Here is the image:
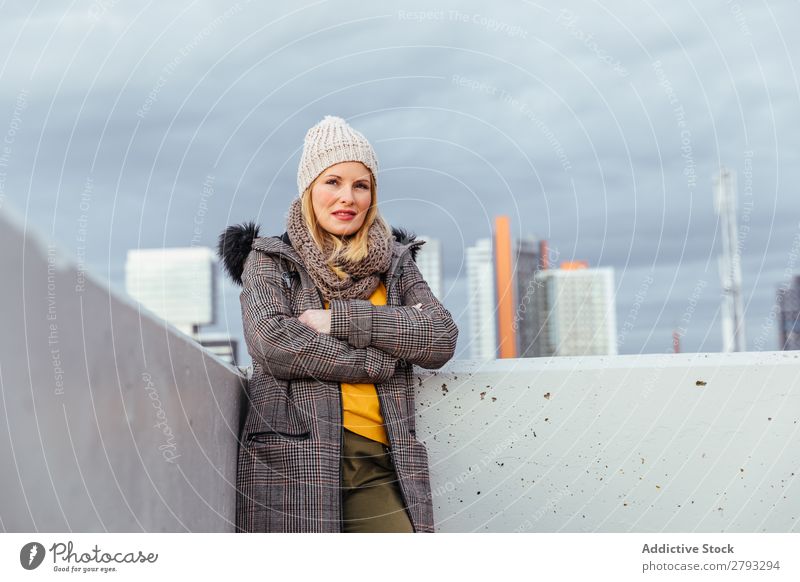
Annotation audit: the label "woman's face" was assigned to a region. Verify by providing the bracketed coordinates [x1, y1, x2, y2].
[310, 161, 373, 237]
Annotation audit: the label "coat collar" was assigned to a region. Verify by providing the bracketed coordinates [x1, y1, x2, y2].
[218, 221, 424, 287]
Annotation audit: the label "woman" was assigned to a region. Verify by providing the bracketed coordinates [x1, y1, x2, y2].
[218, 115, 459, 533]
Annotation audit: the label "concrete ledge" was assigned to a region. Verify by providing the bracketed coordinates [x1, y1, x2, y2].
[0, 209, 245, 532]
[416, 352, 800, 532]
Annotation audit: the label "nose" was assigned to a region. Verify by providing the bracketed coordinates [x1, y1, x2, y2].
[336, 185, 356, 204]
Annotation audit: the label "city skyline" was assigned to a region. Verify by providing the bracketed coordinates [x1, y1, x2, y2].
[112, 197, 799, 368]
[1, 1, 798, 360]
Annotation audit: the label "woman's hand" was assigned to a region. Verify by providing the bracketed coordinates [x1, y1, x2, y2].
[299, 309, 332, 334]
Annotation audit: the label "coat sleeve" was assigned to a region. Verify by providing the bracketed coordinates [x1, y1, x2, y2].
[240, 249, 399, 382]
[328, 251, 459, 369]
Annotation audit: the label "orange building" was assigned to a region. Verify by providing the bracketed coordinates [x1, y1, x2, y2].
[560, 260, 588, 270]
[494, 216, 517, 359]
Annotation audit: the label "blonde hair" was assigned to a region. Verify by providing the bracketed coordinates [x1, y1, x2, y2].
[300, 171, 392, 279]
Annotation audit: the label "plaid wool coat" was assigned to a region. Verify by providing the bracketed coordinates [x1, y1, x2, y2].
[218, 223, 459, 532]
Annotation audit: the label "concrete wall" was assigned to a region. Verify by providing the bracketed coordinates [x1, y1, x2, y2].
[418, 353, 800, 532]
[2, 208, 798, 532]
[0, 209, 246, 532]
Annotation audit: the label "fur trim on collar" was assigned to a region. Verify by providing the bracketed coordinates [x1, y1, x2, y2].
[217, 222, 423, 286]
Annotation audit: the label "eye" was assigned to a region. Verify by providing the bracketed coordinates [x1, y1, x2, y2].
[356, 182, 370, 189]
[325, 178, 338, 185]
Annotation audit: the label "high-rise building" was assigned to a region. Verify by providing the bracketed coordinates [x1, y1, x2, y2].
[494, 216, 517, 358]
[514, 237, 542, 357]
[466, 238, 497, 360]
[468, 218, 551, 360]
[778, 275, 800, 350]
[415, 235, 444, 300]
[126, 247, 239, 366]
[125, 247, 217, 336]
[533, 264, 618, 357]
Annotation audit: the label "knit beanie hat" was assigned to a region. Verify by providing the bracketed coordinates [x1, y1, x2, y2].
[296, 115, 379, 197]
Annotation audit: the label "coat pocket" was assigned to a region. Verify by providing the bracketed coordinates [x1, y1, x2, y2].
[247, 429, 311, 443]
[243, 372, 312, 440]
[239, 431, 318, 531]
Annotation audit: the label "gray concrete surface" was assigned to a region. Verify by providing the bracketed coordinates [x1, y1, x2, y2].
[0, 208, 245, 532]
[418, 353, 800, 532]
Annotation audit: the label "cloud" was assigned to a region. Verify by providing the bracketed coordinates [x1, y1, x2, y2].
[1, 0, 798, 360]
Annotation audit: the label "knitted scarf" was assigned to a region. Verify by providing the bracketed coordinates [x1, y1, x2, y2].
[285, 197, 393, 302]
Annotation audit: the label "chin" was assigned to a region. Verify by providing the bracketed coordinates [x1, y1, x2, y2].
[325, 221, 364, 237]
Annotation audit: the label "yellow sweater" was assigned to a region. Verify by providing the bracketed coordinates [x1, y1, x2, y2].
[323, 283, 390, 447]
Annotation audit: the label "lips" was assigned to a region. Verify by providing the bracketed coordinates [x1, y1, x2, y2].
[332, 210, 356, 220]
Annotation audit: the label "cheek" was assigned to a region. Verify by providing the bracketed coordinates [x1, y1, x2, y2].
[357, 192, 372, 212]
[311, 189, 335, 214]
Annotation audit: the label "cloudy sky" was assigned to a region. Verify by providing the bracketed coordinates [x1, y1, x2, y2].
[1, 0, 799, 362]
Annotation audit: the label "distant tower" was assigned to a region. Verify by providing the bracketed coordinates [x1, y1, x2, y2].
[514, 237, 542, 357]
[713, 167, 746, 352]
[466, 238, 497, 360]
[415, 235, 443, 300]
[125, 247, 217, 336]
[778, 275, 800, 350]
[494, 216, 517, 358]
[125, 246, 239, 365]
[533, 264, 618, 357]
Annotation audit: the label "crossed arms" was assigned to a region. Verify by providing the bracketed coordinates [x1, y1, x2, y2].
[240, 250, 459, 382]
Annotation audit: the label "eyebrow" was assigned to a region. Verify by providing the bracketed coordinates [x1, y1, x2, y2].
[324, 174, 371, 182]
